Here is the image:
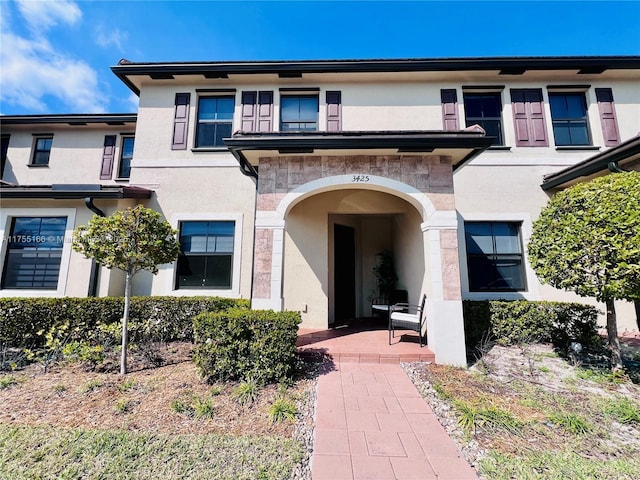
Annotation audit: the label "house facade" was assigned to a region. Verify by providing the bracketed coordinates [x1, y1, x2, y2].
[2, 56, 639, 366]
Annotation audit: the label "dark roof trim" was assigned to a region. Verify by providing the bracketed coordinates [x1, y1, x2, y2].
[0, 184, 153, 199]
[224, 130, 494, 178]
[0, 114, 137, 126]
[542, 135, 640, 190]
[112, 56, 640, 95]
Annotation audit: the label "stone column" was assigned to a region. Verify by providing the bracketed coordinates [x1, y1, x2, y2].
[421, 211, 467, 366]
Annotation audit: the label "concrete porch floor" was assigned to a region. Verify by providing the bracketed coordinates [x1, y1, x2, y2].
[297, 320, 436, 364]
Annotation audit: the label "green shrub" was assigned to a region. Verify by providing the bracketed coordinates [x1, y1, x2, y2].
[0, 296, 249, 350]
[268, 398, 298, 423]
[463, 300, 599, 351]
[232, 376, 260, 406]
[193, 308, 300, 384]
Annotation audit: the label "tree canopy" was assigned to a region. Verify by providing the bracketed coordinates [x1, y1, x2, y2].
[528, 171, 640, 368]
[528, 172, 640, 303]
[73, 205, 180, 276]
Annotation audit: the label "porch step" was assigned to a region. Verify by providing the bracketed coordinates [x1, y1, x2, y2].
[297, 326, 435, 364]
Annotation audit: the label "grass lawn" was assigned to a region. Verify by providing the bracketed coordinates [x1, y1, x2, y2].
[0, 342, 311, 480]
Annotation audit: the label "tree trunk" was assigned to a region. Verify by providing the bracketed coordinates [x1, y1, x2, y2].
[635, 301, 640, 332]
[605, 298, 623, 370]
[120, 272, 132, 375]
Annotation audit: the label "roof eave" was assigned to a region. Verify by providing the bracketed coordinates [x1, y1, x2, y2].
[542, 135, 640, 190]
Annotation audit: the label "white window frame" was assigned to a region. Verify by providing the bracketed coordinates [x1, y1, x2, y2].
[457, 212, 540, 300]
[0, 208, 76, 297]
[168, 212, 243, 297]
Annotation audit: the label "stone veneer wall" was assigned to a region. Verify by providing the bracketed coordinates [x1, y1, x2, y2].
[252, 154, 462, 303]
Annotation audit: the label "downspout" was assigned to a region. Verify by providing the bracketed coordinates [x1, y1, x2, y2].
[607, 162, 630, 173]
[85, 197, 105, 297]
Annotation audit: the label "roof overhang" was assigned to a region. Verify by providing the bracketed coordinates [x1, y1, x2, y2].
[542, 135, 640, 190]
[224, 130, 494, 178]
[111, 56, 640, 96]
[0, 184, 153, 199]
[0, 114, 137, 127]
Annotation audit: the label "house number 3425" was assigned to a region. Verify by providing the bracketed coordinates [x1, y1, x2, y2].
[352, 175, 370, 183]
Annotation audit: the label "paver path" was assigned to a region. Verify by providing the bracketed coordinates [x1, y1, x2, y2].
[311, 362, 478, 480]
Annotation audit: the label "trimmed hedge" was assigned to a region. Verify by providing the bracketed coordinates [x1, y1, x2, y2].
[463, 300, 600, 351]
[193, 307, 301, 384]
[0, 296, 249, 348]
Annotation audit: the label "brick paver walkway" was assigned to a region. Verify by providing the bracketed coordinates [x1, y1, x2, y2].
[311, 362, 478, 480]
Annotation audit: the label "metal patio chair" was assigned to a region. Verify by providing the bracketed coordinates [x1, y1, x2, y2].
[389, 293, 427, 347]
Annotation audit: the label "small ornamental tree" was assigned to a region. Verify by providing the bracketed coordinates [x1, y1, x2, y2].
[72, 205, 180, 374]
[528, 171, 640, 369]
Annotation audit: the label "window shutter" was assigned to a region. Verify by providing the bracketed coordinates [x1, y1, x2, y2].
[440, 89, 459, 131]
[595, 88, 620, 146]
[100, 135, 116, 179]
[326, 91, 342, 131]
[257, 91, 273, 132]
[241, 91, 257, 132]
[172, 93, 190, 150]
[510, 89, 548, 146]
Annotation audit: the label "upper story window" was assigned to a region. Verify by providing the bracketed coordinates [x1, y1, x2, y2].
[176, 220, 235, 289]
[118, 136, 134, 179]
[1, 216, 67, 289]
[464, 221, 526, 292]
[31, 136, 53, 166]
[463, 93, 503, 145]
[195, 96, 235, 148]
[280, 95, 319, 131]
[549, 92, 591, 146]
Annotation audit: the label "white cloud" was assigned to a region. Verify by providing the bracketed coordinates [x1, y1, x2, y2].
[94, 25, 128, 52]
[15, 0, 81, 32]
[125, 93, 139, 112]
[0, 31, 105, 112]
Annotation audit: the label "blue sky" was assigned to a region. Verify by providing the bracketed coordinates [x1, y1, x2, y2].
[1, 0, 639, 115]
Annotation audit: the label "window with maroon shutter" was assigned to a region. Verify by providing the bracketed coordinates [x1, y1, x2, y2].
[510, 89, 548, 147]
[172, 93, 190, 150]
[595, 88, 621, 146]
[440, 89, 459, 131]
[326, 91, 342, 131]
[100, 135, 116, 179]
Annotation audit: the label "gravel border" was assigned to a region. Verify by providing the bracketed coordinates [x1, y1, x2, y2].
[402, 362, 487, 472]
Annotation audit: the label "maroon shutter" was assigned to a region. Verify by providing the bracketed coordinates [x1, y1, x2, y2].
[241, 91, 257, 132]
[595, 88, 621, 146]
[100, 135, 116, 179]
[511, 89, 548, 146]
[172, 93, 190, 150]
[257, 91, 273, 132]
[440, 89, 459, 131]
[326, 91, 342, 131]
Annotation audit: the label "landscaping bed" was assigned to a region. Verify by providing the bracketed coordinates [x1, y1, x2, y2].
[0, 342, 316, 480]
[405, 339, 640, 480]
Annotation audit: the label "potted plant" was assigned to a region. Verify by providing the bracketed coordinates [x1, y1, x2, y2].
[373, 249, 397, 303]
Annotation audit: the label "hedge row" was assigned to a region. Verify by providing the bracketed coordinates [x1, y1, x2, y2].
[0, 296, 249, 348]
[193, 307, 301, 384]
[463, 300, 600, 351]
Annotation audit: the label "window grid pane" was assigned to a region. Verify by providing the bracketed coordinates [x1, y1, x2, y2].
[549, 93, 591, 146]
[280, 95, 319, 132]
[465, 221, 526, 292]
[2, 216, 67, 289]
[176, 221, 235, 289]
[196, 96, 235, 147]
[32, 137, 53, 165]
[463, 93, 503, 145]
[118, 137, 134, 178]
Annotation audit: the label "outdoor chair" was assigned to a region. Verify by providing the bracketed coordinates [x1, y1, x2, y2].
[389, 293, 427, 347]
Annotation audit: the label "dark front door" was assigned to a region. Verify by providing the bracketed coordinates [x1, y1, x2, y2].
[334, 224, 356, 325]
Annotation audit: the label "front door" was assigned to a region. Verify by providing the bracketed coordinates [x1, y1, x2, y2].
[333, 224, 356, 325]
